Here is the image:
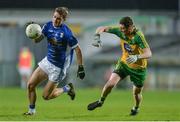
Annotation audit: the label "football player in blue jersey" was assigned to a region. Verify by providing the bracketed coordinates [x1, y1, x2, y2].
[24, 7, 85, 115]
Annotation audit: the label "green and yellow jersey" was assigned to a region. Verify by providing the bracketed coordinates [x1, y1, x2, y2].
[106, 27, 149, 69]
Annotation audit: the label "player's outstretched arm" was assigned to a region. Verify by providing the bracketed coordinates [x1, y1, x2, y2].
[95, 26, 110, 34]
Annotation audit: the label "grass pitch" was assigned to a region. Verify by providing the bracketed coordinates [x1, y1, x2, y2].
[0, 88, 179, 121]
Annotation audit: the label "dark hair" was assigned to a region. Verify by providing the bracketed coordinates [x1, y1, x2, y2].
[55, 7, 69, 20]
[119, 16, 133, 28]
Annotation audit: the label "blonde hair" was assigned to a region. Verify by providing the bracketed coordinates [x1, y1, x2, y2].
[55, 7, 69, 20]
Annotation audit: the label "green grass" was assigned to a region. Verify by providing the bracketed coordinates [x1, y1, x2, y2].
[0, 88, 180, 121]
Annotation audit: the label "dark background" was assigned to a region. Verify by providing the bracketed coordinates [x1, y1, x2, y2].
[0, 0, 178, 11]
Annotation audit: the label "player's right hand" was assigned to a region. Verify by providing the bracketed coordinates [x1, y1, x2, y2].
[92, 34, 102, 47]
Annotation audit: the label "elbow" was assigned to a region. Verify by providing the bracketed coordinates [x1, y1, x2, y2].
[148, 51, 152, 58]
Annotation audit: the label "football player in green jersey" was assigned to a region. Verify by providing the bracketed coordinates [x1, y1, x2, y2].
[88, 16, 152, 116]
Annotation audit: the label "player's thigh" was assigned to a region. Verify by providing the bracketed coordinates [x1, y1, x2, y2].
[113, 61, 128, 82]
[107, 73, 122, 85]
[28, 67, 48, 87]
[130, 69, 146, 87]
[43, 81, 58, 96]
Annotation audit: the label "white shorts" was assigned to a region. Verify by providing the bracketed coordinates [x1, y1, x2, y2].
[38, 57, 70, 83]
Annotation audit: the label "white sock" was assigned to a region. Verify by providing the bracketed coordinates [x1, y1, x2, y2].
[28, 108, 36, 114]
[62, 85, 70, 93]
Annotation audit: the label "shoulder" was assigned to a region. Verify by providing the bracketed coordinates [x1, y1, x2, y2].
[134, 29, 145, 40]
[61, 23, 73, 35]
[44, 21, 52, 26]
[134, 29, 149, 47]
[61, 24, 71, 31]
[42, 21, 52, 29]
[136, 29, 144, 36]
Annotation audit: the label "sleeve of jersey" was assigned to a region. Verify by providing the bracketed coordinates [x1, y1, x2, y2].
[67, 36, 78, 49]
[135, 33, 149, 49]
[66, 26, 78, 49]
[106, 27, 122, 38]
[41, 24, 48, 37]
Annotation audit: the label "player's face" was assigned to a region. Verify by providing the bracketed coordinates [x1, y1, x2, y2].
[52, 11, 64, 27]
[119, 24, 133, 36]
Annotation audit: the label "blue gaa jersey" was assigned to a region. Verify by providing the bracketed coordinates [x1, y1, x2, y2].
[42, 21, 78, 68]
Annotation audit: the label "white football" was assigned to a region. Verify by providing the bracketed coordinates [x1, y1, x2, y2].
[25, 23, 42, 39]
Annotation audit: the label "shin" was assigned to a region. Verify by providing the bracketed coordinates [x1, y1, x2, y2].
[101, 73, 121, 101]
[133, 85, 143, 108]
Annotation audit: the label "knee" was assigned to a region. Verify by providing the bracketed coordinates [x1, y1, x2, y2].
[106, 80, 116, 89]
[133, 92, 140, 96]
[133, 90, 142, 96]
[27, 82, 36, 92]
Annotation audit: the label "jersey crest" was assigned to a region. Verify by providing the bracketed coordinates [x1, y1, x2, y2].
[124, 43, 133, 54]
[60, 32, 64, 38]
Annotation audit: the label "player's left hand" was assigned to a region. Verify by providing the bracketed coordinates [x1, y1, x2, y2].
[126, 55, 139, 64]
[77, 65, 85, 80]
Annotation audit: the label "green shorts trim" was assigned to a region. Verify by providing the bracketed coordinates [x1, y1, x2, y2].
[113, 60, 147, 87]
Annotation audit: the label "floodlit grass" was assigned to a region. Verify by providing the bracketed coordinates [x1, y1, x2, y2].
[0, 88, 179, 121]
